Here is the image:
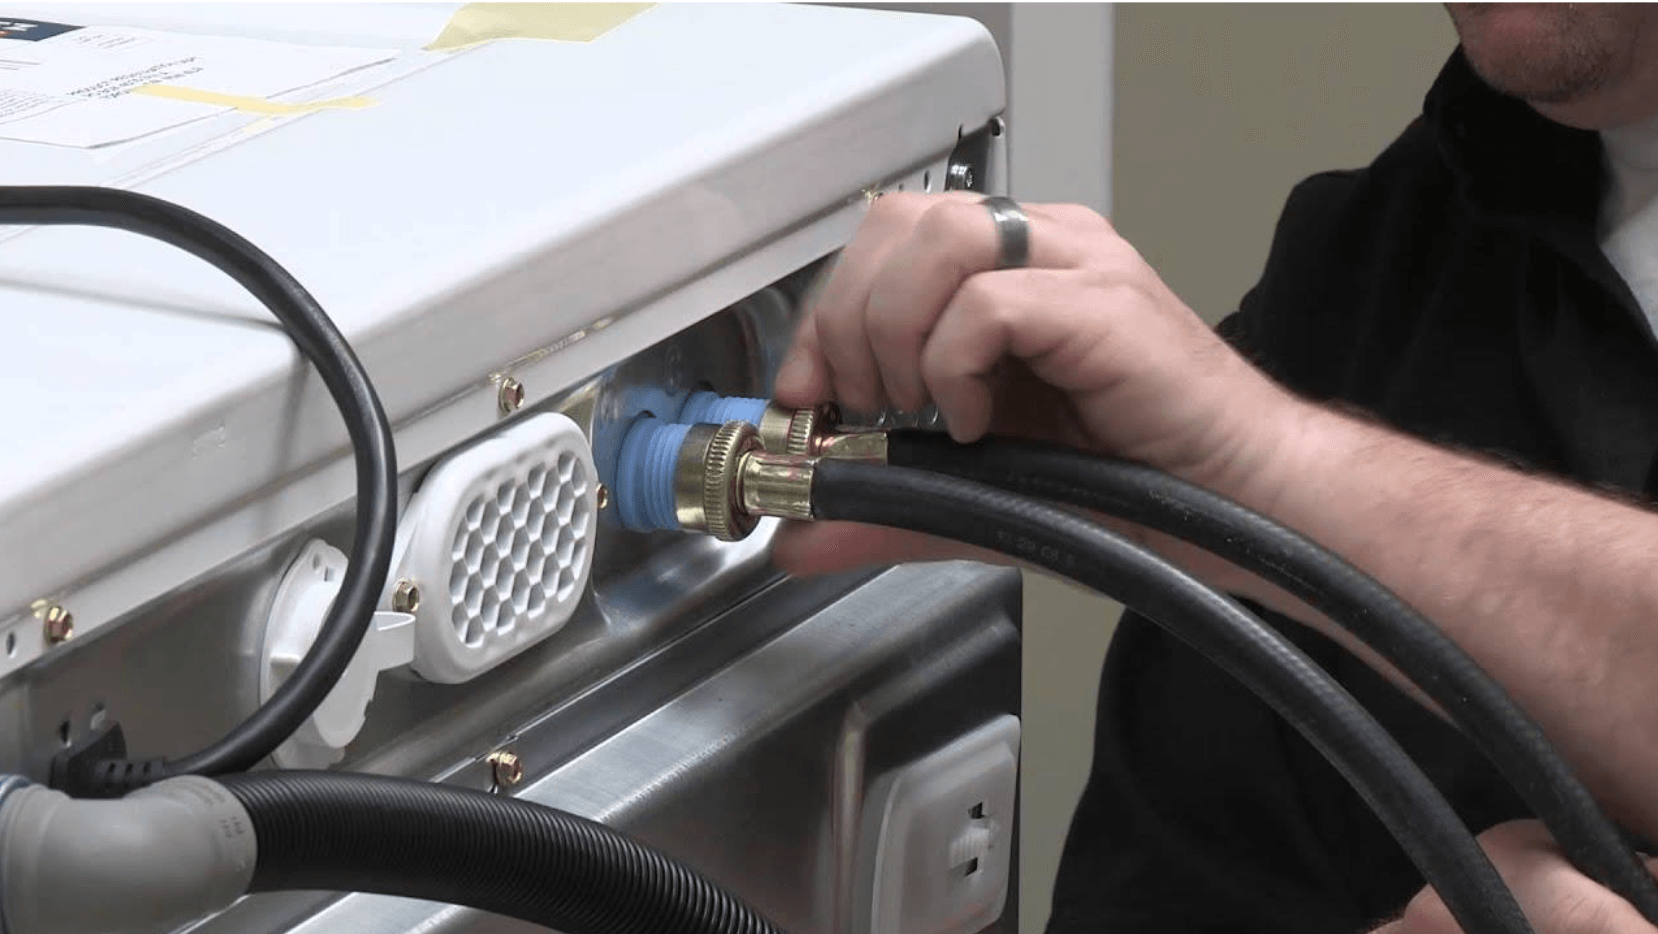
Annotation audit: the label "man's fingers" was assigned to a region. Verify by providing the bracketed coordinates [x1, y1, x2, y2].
[864, 200, 1079, 412]
[778, 194, 924, 411]
[806, 202, 908, 413]
[811, 193, 988, 412]
[919, 268, 1087, 443]
[778, 193, 1105, 415]
[775, 308, 829, 406]
[1380, 821, 1658, 934]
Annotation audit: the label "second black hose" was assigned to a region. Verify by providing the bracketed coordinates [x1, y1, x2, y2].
[885, 430, 1658, 923]
[809, 459, 1532, 934]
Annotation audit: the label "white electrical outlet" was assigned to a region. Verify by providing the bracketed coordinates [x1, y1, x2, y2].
[863, 715, 1021, 934]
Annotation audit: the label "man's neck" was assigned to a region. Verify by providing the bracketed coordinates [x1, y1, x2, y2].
[1532, 69, 1658, 131]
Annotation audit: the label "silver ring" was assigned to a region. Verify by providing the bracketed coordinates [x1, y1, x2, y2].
[980, 196, 1030, 269]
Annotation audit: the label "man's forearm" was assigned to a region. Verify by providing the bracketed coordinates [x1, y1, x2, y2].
[1225, 400, 1658, 835]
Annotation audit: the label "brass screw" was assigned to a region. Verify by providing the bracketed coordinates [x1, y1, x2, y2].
[35, 603, 73, 645]
[498, 377, 525, 416]
[488, 750, 524, 789]
[595, 484, 610, 511]
[391, 580, 421, 614]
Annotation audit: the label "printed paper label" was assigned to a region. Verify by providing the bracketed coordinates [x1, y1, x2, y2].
[0, 17, 397, 147]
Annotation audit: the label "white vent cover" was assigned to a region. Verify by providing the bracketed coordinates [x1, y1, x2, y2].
[389, 412, 598, 683]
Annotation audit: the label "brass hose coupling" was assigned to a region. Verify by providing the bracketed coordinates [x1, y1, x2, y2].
[756, 401, 888, 462]
[675, 421, 818, 542]
[756, 401, 831, 457]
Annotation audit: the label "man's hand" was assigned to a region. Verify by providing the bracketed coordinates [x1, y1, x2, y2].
[771, 192, 1303, 574]
[771, 192, 1658, 841]
[1375, 822, 1658, 934]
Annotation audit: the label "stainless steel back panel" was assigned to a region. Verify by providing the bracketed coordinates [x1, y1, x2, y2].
[185, 561, 1023, 934]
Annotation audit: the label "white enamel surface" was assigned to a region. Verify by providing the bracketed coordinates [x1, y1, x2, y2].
[0, 3, 1004, 668]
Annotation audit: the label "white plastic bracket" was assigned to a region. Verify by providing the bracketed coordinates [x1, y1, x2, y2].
[260, 539, 415, 769]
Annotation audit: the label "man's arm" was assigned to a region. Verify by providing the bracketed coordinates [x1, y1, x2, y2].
[1222, 400, 1658, 837]
[771, 190, 1658, 837]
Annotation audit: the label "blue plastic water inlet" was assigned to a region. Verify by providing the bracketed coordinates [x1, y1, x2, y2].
[615, 417, 692, 532]
[677, 392, 767, 428]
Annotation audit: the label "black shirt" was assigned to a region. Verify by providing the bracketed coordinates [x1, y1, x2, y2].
[1046, 49, 1658, 934]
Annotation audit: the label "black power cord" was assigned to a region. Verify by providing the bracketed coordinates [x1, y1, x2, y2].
[809, 459, 1535, 934]
[9, 187, 399, 797]
[884, 430, 1658, 925]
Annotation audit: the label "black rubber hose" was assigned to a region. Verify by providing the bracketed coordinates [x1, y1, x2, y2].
[810, 459, 1533, 934]
[219, 771, 787, 934]
[885, 430, 1658, 924]
[3, 187, 399, 794]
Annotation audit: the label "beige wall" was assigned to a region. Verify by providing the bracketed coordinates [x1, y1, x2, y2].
[1115, 4, 1456, 325]
[1017, 5, 1456, 934]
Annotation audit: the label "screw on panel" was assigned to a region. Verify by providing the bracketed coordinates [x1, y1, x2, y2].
[33, 601, 73, 645]
[391, 580, 421, 613]
[595, 484, 610, 511]
[946, 163, 976, 192]
[498, 377, 526, 416]
[488, 749, 524, 790]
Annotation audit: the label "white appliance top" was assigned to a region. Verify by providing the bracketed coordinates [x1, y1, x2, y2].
[0, 2, 1004, 662]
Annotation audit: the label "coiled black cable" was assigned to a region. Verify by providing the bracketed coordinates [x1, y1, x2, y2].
[885, 429, 1658, 923]
[6, 187, 398, 795]
[219, 771, 787, 934]
[810, 459, 1533, 934]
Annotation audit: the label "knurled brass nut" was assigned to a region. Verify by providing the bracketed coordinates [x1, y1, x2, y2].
[787, 411, 816, 457]
[759, 402, 839, 457]
[704, 421, 763, 542]
[797, 402, 843, 455]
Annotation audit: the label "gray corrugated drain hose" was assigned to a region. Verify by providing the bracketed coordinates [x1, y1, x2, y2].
[0, 775, 255, 934]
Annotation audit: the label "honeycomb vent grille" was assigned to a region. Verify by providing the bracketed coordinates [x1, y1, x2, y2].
[446, 452, 591, 647]
[392, 412, 598, 684]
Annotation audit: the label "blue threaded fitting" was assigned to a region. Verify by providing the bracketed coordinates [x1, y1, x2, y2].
[615, 417, 693, 532]
[678, 391, 767, 428]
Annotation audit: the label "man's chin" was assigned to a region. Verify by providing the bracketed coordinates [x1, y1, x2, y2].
[1456, 4, 1618, 97]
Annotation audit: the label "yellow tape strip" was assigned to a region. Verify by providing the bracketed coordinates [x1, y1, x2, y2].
[132, 84, 378, 115]
[426, 2, 653, 52]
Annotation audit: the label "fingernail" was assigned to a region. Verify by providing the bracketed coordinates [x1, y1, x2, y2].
[942, 409, 982, 445]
